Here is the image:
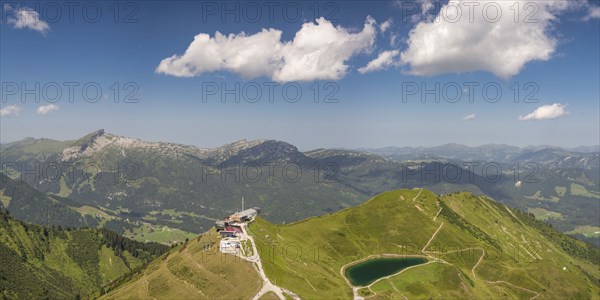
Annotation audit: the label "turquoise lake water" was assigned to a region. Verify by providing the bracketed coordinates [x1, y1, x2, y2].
[344, 257, 428, 286]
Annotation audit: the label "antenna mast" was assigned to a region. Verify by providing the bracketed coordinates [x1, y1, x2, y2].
[242, 196, 244, 211]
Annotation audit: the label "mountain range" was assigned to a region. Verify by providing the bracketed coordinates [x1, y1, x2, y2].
[358, 143, 599, 163]
[0, 130, 598, 247]
[0, 131, 599, 299]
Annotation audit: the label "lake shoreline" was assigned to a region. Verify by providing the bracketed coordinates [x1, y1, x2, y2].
[340, 254, 431, 287]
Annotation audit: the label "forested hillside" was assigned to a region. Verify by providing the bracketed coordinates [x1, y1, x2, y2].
[0, 209, 169, 299]
[0, 173, 95, 228]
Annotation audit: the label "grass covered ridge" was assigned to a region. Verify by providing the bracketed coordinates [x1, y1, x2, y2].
[101, 230, 262, 299]
[249, 189, 600, 299]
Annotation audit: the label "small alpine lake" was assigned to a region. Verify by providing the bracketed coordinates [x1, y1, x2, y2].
[344, 256, 428, 286]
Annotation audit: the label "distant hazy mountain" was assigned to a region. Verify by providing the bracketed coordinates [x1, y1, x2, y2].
[569, 145, 600, 153]
[360, 143, 599, 162]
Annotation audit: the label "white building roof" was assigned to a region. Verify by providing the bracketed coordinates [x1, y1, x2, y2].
[231, 208, 258, 218]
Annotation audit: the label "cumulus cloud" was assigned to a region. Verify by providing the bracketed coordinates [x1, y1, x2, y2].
[0, 105, 22, 117]
[462, 114, 476, 121]
[156, 17, 377, 82]
[399, 0, 579, 78]
[519, 103, 569, 120]
[358, 50, 400, 74]
[5, 5, 50, 34]
[36, 104, 59, 115]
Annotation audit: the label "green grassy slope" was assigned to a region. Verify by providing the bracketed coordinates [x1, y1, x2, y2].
[249, 189, 600, 299]
[0, 210, 168, 299]
[101, 230, 262, 299]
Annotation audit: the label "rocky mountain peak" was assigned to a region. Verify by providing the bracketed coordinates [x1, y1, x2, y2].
[221, 139, 305, 163]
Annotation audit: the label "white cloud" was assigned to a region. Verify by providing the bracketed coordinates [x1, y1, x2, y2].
[399, 0, 578, 79]
[36, 104, 59, 115]
[583, 5, 600, 20]
[5, 5, 50, 34]
[519, 103, 569, 120]
[156, 17, 377, 82]
[0, 105, 22, 117]
[462, 114, 476, 121]
[358, 50, 400, 74]
[379, 19, 392, 33]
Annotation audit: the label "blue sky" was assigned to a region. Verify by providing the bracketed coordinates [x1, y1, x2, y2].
[1, 0, 599, 150]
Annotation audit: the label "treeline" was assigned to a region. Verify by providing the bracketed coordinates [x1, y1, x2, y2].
[0, 208, 167, 260]
[0, 209, 96, 299]
[514, 208, 600, 288]
[514, 208, 600, 264]
[0, 208, 170, 299]
[102, 219, 134, 235]
[438, 195, 500, 248]
[100, 228, 169, 259]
